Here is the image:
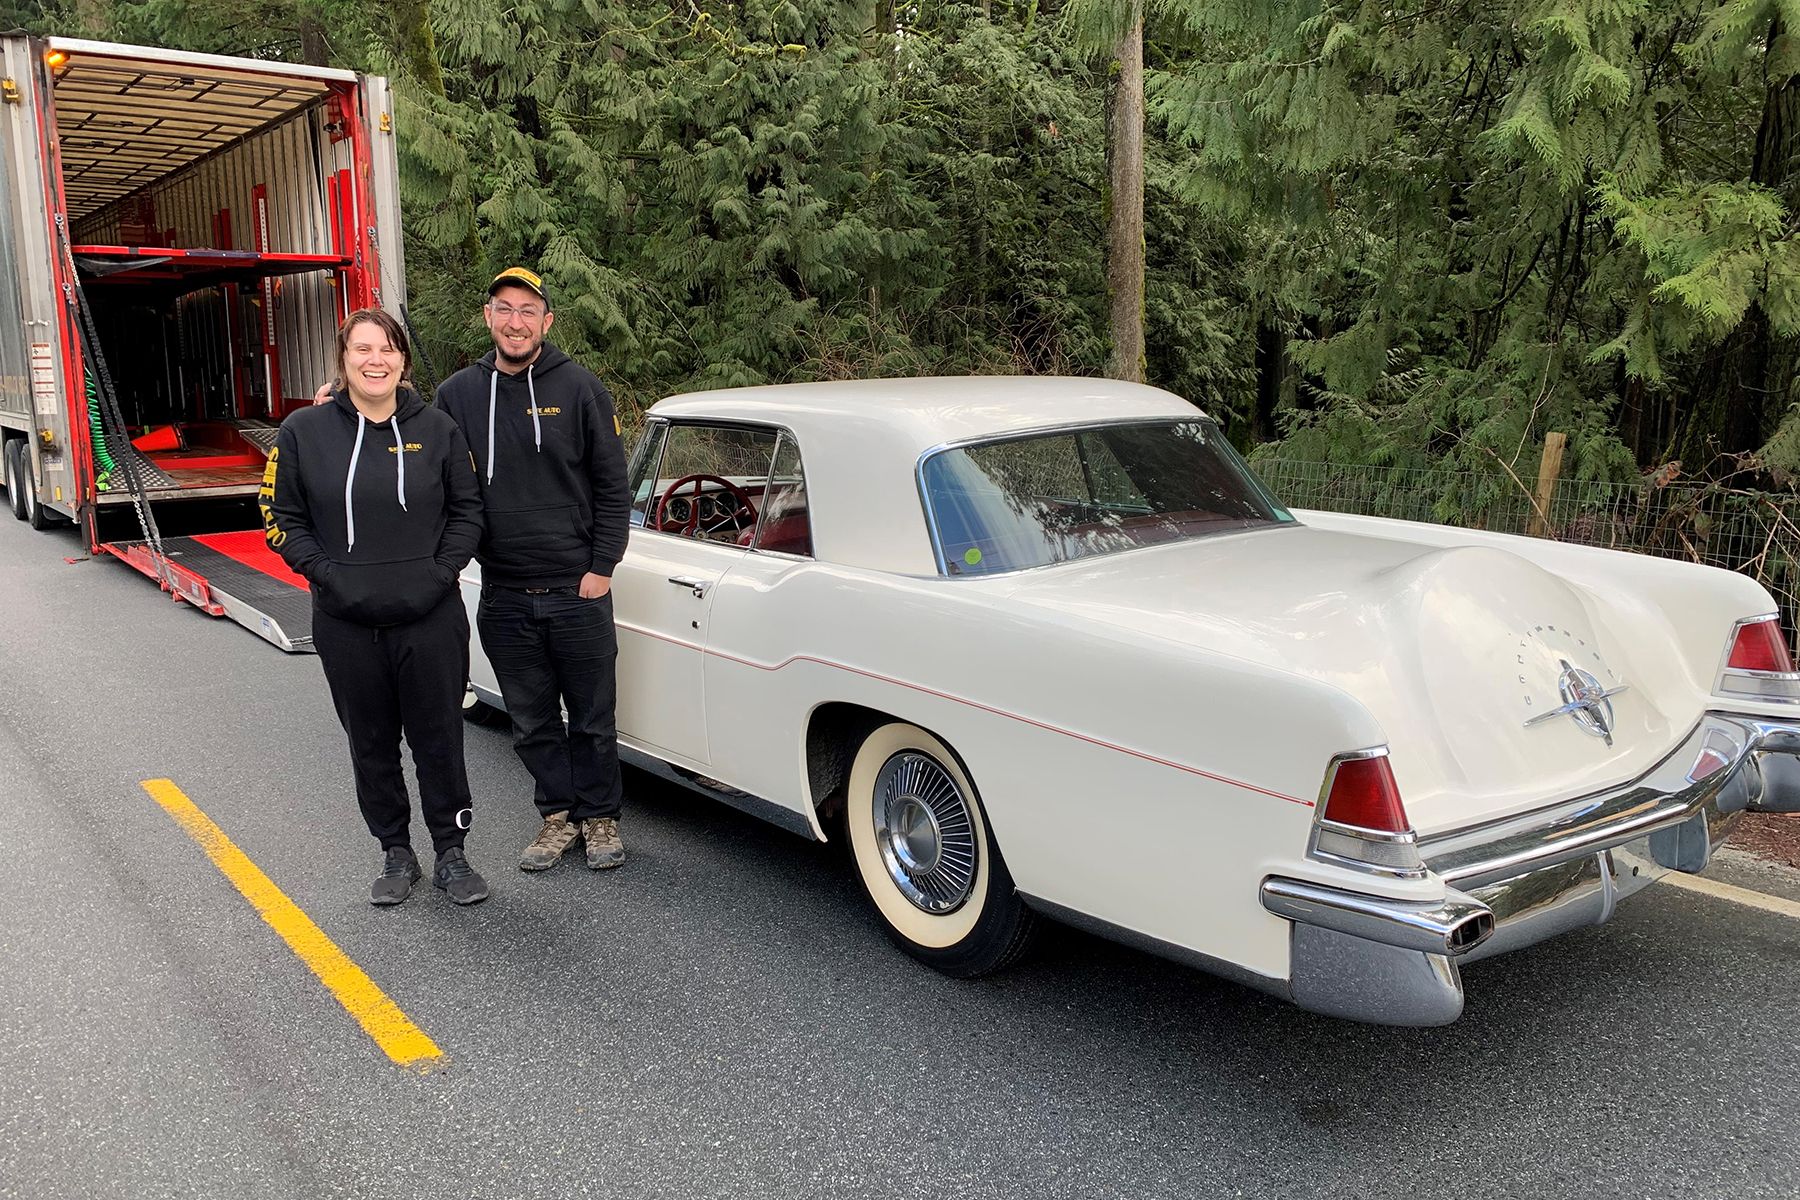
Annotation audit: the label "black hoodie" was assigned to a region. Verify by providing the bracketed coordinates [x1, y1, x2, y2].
[434, 343, 629, 589]
[261, 386, 484, 626]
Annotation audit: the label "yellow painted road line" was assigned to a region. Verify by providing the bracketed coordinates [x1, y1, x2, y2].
[1661, 870, 1800, 921]
[141, 779, 443, 1070]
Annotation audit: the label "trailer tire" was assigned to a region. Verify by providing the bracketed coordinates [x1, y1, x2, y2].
[4, 441, 27, 522]
[25, 483, 55, 529]
[16, 441, 56, 530]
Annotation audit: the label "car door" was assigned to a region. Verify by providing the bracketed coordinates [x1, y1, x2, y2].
[613, 420, 780, 767]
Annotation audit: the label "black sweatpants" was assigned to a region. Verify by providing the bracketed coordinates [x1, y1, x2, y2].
[311, 591, 474, 855]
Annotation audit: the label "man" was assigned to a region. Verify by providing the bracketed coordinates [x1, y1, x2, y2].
[434, 267, 632, 872]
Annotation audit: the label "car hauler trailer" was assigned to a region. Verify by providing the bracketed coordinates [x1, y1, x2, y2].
[0, 36, 405, 651]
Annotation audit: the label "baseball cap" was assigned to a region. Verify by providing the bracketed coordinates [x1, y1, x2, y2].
[488, 266, 550, 308]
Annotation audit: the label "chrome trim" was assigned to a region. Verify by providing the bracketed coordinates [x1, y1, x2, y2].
[1267, 710, 1800, 1024]
[1287, 923, 1466, 1027]
[1261, 877, 1494, 957]
[1521, 665, 1628, 745]
[1315, 817, 1419, 846]
[1419, 713, 1762, 891]
[872, 751, 979, 914]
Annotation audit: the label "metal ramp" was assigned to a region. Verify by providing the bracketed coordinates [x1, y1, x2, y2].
[233, 420, 281, 457]
[101, 531, 313, 652]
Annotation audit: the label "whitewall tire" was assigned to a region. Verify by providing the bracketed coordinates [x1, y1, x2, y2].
[845, 722, 1035, 976]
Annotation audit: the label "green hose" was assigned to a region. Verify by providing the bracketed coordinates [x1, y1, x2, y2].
[86, 371, 115, 491]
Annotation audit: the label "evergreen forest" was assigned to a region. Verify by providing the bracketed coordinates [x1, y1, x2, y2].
[18, 0, 1800, 500]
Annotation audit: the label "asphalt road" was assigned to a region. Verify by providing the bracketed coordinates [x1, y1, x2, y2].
[2, 511, 1798, 1200]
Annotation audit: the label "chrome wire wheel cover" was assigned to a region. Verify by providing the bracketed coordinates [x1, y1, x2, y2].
[873, 751, 979, 914]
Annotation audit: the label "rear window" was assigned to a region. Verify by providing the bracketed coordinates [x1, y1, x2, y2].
[920, 419, 1295, 575]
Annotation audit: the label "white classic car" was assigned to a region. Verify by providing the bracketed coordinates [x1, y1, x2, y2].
[462, 377, 1800, 1026]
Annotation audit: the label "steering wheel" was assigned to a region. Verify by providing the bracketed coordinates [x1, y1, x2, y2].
[653, 473, 759, 537]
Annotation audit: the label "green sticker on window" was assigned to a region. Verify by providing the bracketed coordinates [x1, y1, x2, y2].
[963, 548, 982, 566]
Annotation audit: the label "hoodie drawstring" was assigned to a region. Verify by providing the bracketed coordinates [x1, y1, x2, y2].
[485, 365, 544, 484]
[485, 370, 498, 485]
[527, 363, 542, 453]
[393, 414, 407, 513]
[344, 409, 408, 554]
[345, 412, 366, 552]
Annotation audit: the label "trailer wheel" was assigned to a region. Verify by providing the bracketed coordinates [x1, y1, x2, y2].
[15, 442, 57, 530]
[23, 469, 55, 530]
[4, 441, 28, 522]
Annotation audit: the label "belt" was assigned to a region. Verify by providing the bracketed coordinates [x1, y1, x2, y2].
[488, 583, 577, 595]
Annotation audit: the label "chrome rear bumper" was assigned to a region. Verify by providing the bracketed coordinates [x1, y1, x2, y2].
[1262, 711, 1800, 1026]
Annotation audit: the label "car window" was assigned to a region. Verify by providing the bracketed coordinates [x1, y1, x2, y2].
[627, 421, 669, 527]
[750, 434, 811, 557]
[921, 418, 1295, 575]
[639, 423, 781, 546]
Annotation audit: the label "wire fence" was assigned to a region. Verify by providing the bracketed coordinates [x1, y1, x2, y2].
[1254, 458, 1800, 655]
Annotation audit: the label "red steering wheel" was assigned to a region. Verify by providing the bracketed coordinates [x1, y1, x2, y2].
[653, 473, 759, 537]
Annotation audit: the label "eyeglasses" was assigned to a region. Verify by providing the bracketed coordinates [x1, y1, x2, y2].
[489, 302, 544, 321]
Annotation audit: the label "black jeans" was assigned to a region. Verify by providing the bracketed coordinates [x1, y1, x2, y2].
[311, 590, 474, 855]
[476, 585, 623, 822]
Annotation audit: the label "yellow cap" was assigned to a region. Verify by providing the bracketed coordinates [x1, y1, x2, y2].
[488, 266, 549, 306]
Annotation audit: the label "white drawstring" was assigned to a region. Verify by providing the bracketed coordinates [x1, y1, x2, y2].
[486, 365, 543, 481]
[345, 412, 366, 552]
[344, 408, 407, 553]
[527, 363, 542, 452]
[392, 414, 407, 513]
[485, 370, 498, 484]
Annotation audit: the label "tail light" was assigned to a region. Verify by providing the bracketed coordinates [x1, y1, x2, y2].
[1717, 615, 1800, 702]
[1309, 750, 1425, 877]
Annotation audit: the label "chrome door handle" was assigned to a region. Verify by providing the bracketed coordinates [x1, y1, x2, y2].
[667, 575, 712, 598]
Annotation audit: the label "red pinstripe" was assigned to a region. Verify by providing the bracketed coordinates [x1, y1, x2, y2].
[618, 621, 1314, 808]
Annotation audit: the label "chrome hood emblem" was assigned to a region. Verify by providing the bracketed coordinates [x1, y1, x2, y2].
[1524, 660, 1628, 746]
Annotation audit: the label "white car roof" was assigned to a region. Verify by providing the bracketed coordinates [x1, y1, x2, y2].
[645, 377, 1208, 575]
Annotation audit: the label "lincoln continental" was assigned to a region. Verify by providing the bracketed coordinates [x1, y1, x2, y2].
[461, 377, 1800, 1025]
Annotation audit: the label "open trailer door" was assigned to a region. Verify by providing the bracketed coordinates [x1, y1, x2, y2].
[20, 37, 407, 652]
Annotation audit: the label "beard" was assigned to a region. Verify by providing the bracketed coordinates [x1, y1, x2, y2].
[493, 336, 542, 368]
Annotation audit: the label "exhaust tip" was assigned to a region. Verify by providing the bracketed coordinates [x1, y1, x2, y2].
[1448, 912, 1495, 955]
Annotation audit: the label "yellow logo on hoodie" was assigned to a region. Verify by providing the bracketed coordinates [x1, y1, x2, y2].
[387, 443, 424, 453]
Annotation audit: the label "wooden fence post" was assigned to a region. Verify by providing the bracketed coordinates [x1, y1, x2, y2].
[1529, 432, 1567, 538]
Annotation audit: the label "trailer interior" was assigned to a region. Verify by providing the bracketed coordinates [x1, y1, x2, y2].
[43, 42, 385, 650]
[56, 46, 360, 506]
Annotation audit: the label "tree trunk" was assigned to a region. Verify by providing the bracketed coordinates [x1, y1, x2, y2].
[1104, 16, 1145, 383]
[1254, 319, 1285, 441]
[391, 0, 449, 94]
[1696, 20, 1800, 459]
[298, 13, 329, 67]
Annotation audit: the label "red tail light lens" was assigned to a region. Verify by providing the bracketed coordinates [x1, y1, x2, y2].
[1322, 755, 1410, 834]
[1727, 618, 1794, 674]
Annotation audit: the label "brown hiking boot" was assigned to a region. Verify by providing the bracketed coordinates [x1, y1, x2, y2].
[519, 811, 579, 871]
[581, 816, 625, 870]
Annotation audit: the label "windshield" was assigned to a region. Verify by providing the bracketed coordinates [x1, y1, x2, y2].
[920, 419, 1295, 575]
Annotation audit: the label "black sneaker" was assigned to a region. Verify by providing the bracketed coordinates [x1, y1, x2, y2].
[371, 846, 421, 907]
[432, 846, 490, 906]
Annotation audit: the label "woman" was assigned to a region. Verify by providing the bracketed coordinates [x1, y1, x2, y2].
[261, 308, 489, 905]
